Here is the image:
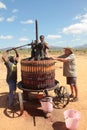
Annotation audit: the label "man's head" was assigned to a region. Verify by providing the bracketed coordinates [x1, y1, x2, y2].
[8, 56, 15, 63]
[8, 56, 18, 64]
[64, 47, 73, 54]
[40, 35, 44, 39]
[40, 35, 44, 42]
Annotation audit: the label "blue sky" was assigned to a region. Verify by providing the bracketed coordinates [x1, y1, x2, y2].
[0, 0, 87, 49]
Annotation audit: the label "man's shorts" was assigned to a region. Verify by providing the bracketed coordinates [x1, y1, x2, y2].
[67, 77, 77, 86]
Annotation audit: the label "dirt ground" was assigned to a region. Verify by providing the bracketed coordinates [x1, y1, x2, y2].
[0, 53, 87, 130]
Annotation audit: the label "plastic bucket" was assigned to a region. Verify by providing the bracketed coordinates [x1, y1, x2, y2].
[40, 97, 53, 113]
[64, 109, 80, 130]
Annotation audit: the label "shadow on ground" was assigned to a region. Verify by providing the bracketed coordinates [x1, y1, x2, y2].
[23, 99, 45, 117]
[0, 92, 8, 108]
[52, 121, 67, 130]
[0, 92, 23, 118]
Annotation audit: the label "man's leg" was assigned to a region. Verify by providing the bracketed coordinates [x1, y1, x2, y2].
[8, 80, 16, 107]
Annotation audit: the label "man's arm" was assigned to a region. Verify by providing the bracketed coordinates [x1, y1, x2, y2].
[57, 58, 68, 62]
[13, 48, 19, 62]
[51, 57, 69, 62]
[2, 51, 9, 62]
[13, 48, 19, 57]
[44, 42, 49, 49]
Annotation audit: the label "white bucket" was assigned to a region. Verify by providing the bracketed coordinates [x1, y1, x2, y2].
[64, 109, 80, 130]
[40, 97, 53, 113]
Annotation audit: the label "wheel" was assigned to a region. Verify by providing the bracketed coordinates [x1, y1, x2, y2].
[53, 86, 70, 109]
[4, 92, 24, 118]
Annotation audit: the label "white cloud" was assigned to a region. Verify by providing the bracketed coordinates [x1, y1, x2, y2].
[21, 20, 34, 24]
[63, 13, 87, 34]
[80, 14, 87, 23]
[74, 15, 83, 20]
[84, 8, 87, 12]
[19, 37, 29, 42]
[63, 23, 87, 34]
[71, 38, 80, 42]
[47, 35, 62, 40]
[0, 35, 13, 40]
[6, 16, 16, 22]
[0, 1, 7, 9]
[12, 9, 18, 13]
[0, 16, 4, 22]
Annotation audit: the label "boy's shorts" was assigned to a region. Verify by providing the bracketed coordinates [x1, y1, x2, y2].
[67, 77, 77, 86]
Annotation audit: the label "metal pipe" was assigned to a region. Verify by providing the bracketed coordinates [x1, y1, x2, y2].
[6, 42, 33, 52]
[35, 19, 38, 44]
[6, 20, 38, 52]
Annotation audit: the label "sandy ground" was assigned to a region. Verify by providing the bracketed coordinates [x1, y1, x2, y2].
[0, 53, 87, 130]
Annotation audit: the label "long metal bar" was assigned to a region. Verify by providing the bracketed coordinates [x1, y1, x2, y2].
[6, 42, 32, 51]
[7, 20, 38, 52]
[35, 19, 38, 44]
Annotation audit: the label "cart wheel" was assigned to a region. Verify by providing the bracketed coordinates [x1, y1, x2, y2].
[53, 86, 70, 109]
[4, 92, 24, 118]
